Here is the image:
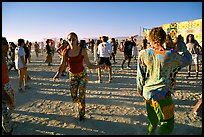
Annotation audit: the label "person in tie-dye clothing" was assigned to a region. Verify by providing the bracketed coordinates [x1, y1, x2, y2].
[137, 27, 192, 135]
[53, 32, 105, 121]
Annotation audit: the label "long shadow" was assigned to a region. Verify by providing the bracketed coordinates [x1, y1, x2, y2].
[15, 88, 144, 110]
[12, 119, 96, 135]
[12, 104, 202, 135]
[9, 52, 202, 135]
[175, 85, 202, 92]
[12, 110, 148, 135]
[172, 122, 202, 135]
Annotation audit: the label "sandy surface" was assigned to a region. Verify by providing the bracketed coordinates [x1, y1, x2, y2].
[8, 50, 202, 135]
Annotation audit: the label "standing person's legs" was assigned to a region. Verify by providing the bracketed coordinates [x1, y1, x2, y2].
[78, 73, 88, 119]
[25, 57, 28, 64]
[13, 61, 17, 71]
[188, 65, 191, 77]
[18, 69, 24, 90]
[159, 117, 174, 135]
[97, 57, 104, 82]
[146, 101, 159, 135]
[2, 100, 12, 135]
[127, 55, 131, 68]
[97, 68, 101, 82]
[121, 53, 127, 69]
[121, 59, 125, 69]
[195, 64, 199, 77]
[146, 96, 174, 135]
[112, 53, 116, 63]
[157, 97, 174, 135]
[104, 58, 112, 82]
[194, 54, 199, 77]
[108, 66, 112, 81]
[28, 55, 31, 63]
[69, 75, 79, 103]
[22, 68, 28, 89]
[50, 55, 52, 64]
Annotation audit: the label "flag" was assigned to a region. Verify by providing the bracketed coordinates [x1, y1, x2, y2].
[143, 28, 151, 37]
[143, 28, 148, 33]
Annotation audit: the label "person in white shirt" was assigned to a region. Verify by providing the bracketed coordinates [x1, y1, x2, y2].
[93, 39, 101, 63]
[97, 36, 112, 83]
[186, 34, 200, 77]
[15, 39, 29, 91]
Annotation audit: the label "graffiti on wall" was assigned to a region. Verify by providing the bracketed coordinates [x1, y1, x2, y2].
[162, 19, 202, 46]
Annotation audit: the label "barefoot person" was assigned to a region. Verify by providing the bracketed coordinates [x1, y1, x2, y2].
[97, 36, 113, 83]
[53, 32, 104, 121]
[137, 27, 192, 135]
[186, 34, 200, 77]
[14, 38, 29, 91]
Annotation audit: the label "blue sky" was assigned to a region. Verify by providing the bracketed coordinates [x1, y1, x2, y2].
[2, 2, 202, 42]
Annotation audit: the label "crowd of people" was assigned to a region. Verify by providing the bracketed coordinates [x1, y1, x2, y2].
[2, 29, 202, 135]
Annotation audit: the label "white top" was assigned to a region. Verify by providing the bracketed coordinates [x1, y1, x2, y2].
[93, 44, 98, 62]
[132, 45, 138, 56]
[186, 43, 198, 54]
[15, 46, 26, 69]
[97, 42, 112, 58]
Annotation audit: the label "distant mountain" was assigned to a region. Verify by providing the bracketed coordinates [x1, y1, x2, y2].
[115, 36, 129, 40]
[80, 35, 143, 41]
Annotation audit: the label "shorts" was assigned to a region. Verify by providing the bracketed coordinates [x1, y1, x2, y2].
[98, 57, 111, 66]
[192, 54, 198, 65]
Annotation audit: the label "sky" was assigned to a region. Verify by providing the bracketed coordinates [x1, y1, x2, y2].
[2, 2, 202, 42]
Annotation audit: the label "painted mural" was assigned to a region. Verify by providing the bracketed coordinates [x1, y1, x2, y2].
[143, 19, 202, 46]
[162, 19, 202, 46]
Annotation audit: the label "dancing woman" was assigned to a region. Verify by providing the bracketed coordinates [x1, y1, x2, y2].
[53, 32, 104, 121]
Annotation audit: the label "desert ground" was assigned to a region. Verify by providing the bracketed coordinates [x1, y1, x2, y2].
[8, 49, 202, 135]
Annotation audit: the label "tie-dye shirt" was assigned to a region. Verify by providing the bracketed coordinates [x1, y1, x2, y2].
[137, 46, 192, 101]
